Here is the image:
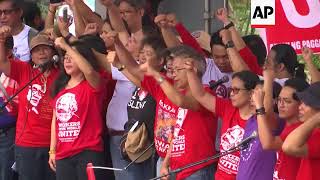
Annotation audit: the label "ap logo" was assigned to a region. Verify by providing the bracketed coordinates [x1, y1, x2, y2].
[251, 0, 275, 27]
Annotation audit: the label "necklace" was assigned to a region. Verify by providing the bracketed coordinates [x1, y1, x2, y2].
[40, 74, 47, 94]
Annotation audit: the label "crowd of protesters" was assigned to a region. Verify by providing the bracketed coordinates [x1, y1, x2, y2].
[0, 0, 319, 180]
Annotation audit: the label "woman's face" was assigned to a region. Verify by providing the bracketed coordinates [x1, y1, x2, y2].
[100, 22, 113, 48]
[230, 77, 252, 108]
[31, 45, 55, 65]
[277, 86, 300, 120]
[63, 51, 80, 76]
[299, 102, 319, 122]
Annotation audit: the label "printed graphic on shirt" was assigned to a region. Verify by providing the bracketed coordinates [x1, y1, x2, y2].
[273, 152, 284, 180]
[209, 80, 231, 98]
[155, 100, 177, 153]
[240, 138, 256, 161]
[56, 93, 80, 142]
[13, 47, 21, 59]
[219, 125, 245, 174]
[26, 84, 45, 114]
[171, 108, 188, 157]
[128, 88, 147, 109]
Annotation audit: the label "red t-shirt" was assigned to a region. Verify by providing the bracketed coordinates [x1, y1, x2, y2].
[296, 128, 320, 180]
[141, 75, 217, 180]
[9, 59, 58, 147]
[273, 122, 302, 180]
[53, 80, 105, 160]
[239, 46, 263, 75]
[214, 98, 247, 180]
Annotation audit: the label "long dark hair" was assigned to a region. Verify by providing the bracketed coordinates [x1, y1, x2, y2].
[51, 40, 101, 97]
[271, 44, 306, 79]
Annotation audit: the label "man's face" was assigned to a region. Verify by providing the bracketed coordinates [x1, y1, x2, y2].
[118, 1, 143, 29]
[0, 1, 22, 28]
[211, 44, 232, 73]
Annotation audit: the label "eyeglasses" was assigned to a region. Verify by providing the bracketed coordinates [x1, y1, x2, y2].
[230, 87, 248, 95]
[0, 8, 17, 16]
[172, 68, 185, 74]
[276, 97, 295, 105]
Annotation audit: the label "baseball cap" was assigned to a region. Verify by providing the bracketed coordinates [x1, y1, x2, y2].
[30, 34, 54, 52]
[296, 82, 320, 109]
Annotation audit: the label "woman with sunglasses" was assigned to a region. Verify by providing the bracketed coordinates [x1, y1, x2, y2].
[184, 59, 260, 180]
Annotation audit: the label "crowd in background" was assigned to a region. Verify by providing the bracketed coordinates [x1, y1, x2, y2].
[0, 0, 319, 180]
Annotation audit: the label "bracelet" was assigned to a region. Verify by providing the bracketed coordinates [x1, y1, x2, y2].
[118, 65, 125, 71]
[256, 107, 266, 115]
[64, 33, 73, 43]
[48, 149, 56, 155]
[157, 76, 164, 84]
[224, 21, 234, 29]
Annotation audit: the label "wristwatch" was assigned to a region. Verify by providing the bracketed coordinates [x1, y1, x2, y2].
[256, 107, 266, 115]
[224, 22, 235, 29]
[225, 40, 235, 49]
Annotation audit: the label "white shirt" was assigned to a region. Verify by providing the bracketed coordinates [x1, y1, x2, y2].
[13, 25, 31, 62]
[106, 65, 136, 131]
[202, 58, 233, 98]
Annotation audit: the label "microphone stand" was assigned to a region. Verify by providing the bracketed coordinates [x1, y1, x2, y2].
[150, 143, 249, 180]
[0, 68, 44, 111]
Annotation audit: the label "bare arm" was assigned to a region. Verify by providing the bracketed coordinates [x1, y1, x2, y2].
[282, 112, 320, 157]
[55, 37, 101, 88]
[154, 14, 181, 48]
[45, 4, 60, 29]
[48, 111, 57, 171]
[220, 29, 249, 72]
[113, 36, 143, 82]
[185, 61, 216, 113]
[215, 8, 246, 51]
[252, 86, 283, 150]
[101, 0, 130, 44]
[160, 140, 173, 180]
[0, 26, 12, 76]
[302, 47, 320, 83]
[67, 0, 87, 37]
[71, 0, 104, 27]
[142, 62, 200, 110]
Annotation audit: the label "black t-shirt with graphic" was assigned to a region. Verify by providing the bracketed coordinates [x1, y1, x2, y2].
[126, 87, 156, 139]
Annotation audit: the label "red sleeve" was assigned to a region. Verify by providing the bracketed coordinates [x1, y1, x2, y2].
[215, 97, 233, 118]
[141, 75, 161, 98]
[9, 58, 30, 84]
[307, 129, 320, 158]
[239, 46, 263, 75]
[175, 23, 206, 57]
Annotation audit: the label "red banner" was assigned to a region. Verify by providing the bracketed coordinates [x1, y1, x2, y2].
[262, 0, 320, 54]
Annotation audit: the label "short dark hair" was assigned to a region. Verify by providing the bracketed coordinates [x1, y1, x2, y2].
[210, 31, 224, 49]
[141, 35, 166, 58]
[115, 0, 146, 9]
[232, 70, 260, 90]
[168, 45, 206, 78]
[243, 35, 267, 67]
[284, 78, 310, 101]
